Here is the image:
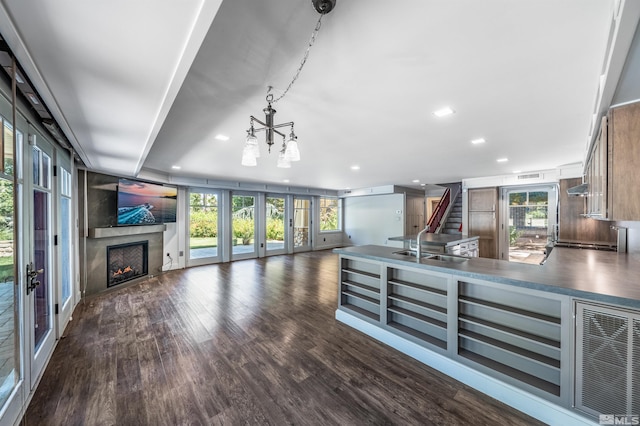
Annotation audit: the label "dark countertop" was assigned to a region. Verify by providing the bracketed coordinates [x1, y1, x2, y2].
[388, 234, 479, 246]
[334, 245, 640, 309]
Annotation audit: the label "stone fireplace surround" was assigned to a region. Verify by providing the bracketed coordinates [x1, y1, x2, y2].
[85, 225, 164, 295]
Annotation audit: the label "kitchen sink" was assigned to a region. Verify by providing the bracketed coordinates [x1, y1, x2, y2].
[392, 250, 469, 262]
[425, 254, 469, 263]
[392, 249, 432, 257]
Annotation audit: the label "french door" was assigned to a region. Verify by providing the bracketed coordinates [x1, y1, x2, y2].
[188, 190, 221, 266]
[265, 195, 287, 255]
[26, 131, 56, 388]
[500, 185, 557, 264]
[56, 153, 74, 332]
[293, 197, 311, 252]
[0, 113, 25, 423]
[231, 193, 257, 260]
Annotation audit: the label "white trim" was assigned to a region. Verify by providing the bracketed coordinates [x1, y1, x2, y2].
[335, 310, 596, 426]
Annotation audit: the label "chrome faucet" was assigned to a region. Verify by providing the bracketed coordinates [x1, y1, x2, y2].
[410, 225, 430, 260]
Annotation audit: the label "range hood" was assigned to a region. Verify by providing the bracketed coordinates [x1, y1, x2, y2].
[567, 183, 589, 196]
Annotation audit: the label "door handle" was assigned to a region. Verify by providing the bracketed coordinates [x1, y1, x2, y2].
[26, 262, 44, 295]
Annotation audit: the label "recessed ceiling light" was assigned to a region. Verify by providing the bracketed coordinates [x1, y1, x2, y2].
[471, 138, 485, 145]
[283, 179, 290, 183]
[171, 165, 181, 170]
[420, 183, 426, 187]
[215, 134, 230, 141]
[512, 170, 522, 174]
[497, 158, 508, 163]
[26, 93, 39, 105]
[433, 107, 454, 117]
[351, 165, 360, 171]
[412, 179, 420, 183]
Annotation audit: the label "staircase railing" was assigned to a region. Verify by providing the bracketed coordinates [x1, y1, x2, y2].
[427, 187, 451, 233]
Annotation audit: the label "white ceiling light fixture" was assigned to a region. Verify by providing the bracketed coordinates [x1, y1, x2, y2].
[242, 0, 337, 168]
[351, 165, 360, 171]
[215, 134, 230, 141]
[497, 158, 509, 163]
[471, 138, 485, 144]
[433, 106, 455, 117]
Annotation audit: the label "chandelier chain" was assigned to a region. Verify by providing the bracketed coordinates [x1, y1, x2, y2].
[269, 13, 324, 104]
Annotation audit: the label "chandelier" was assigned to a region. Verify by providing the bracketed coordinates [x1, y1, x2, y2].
[241, 0, 337, 168]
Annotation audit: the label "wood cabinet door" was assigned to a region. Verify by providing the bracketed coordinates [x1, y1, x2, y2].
[469, 187, 496, 211]
[609, 102, 640, 220]
[468, 210, 497, 258]
[467, 188, 498, 258]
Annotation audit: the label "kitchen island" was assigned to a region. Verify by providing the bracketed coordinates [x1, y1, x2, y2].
[333, 244, 640, 425]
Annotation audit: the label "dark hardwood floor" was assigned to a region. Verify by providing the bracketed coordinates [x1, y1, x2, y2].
[23, 250, 543, 425]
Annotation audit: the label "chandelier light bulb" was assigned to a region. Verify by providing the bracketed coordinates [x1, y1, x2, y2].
[241, 144, 257, 166]
[246, 130, 260, 158]
[277, 150, 291, 168]
[284, 132, 300, 162]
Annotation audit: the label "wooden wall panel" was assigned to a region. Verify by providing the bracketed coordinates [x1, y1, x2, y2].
[558, 178, 616, 244]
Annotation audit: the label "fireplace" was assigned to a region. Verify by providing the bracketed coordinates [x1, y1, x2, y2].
[106, 241, 148, 287]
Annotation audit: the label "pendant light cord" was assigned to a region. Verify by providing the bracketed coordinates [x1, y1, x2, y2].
[269, 13, 325, 104]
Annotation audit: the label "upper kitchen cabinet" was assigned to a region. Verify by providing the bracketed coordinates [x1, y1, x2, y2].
[585, 101, 640, 220]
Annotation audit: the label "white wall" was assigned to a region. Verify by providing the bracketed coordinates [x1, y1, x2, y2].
[344, 193, 405, 247]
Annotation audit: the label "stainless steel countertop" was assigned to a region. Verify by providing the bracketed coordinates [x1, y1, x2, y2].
[334, 244, 640, 309]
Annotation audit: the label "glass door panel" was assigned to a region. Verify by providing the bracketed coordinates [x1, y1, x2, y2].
[188, 191, 220, 266]
[0, 176, 18, 408]
[504, 186, 557, 264]
[57, 162, 74, 333]
[33, 188, 50, 351]
[232, 194, 256, 258]
[28, 139, 55, 389]
[266, 196, 286, 255]
[293, 197, 311, 252]
[0, 110, 25, 425]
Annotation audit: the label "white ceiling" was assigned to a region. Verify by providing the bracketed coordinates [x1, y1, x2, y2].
[0, 0, 627, 190]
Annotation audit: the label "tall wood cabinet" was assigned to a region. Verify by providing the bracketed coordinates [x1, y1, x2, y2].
[467, 187, 499, 259]
[585, 101, 640, 220]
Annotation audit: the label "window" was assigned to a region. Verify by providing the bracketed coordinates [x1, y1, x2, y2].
[319, 197, 341, 231]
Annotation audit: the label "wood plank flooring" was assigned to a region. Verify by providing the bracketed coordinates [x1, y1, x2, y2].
[22, 250, 543, 425]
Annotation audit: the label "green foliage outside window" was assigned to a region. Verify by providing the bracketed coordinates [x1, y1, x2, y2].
[190, 209, 218, 238]
[233, 218, 254, 244]
[0, 179, 14, 240]
[266, 218, 284, 241]
[320, 197, 340, 231]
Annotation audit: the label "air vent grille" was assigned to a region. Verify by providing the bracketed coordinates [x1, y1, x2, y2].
[517, 173, 540, 180]
[576, 303, 640, 418]
[580, 308, 628, 414]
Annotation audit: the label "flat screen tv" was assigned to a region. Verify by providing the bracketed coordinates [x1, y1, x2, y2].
[117, 178, 177, 225]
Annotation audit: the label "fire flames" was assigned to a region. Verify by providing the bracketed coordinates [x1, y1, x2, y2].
[113, 265, 133, 277]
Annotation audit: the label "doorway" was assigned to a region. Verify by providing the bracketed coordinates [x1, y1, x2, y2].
[188, 191, 221, 266]
[293, 197, 311, 252]
[27, 134, 56, 388]
[265, 195, 287, 255]
[232, 193, 257, 259]
[501, 185, 557, 264]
